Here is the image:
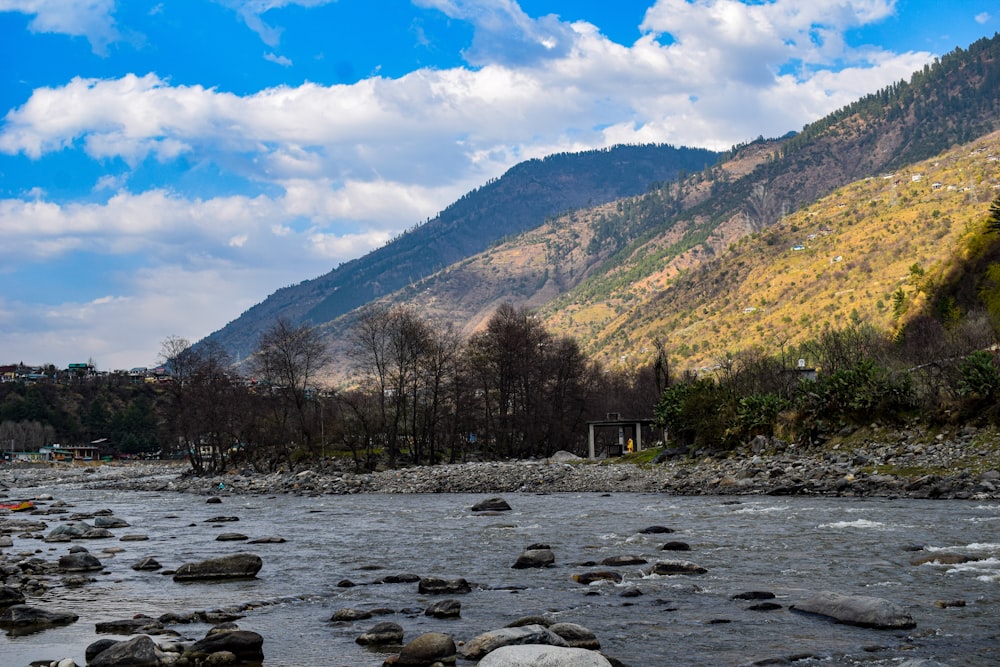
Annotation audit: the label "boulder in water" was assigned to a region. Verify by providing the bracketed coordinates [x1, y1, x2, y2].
[172, 553, 262, 581]
[791, 591, 916, 629]
[477, 645, 612, 667]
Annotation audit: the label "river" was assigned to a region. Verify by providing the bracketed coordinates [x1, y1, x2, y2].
[2, 481, 998, 666]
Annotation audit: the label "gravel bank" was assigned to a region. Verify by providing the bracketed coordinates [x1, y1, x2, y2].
[3, 425, 999, 500]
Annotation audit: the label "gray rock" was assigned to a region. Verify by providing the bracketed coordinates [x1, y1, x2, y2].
[94, 516, 130, 528]
[0, 604, 79, 633]
[512, 547, 555, 569]
[132, 557, 162, 571]
[600, 555, 647, 566]
[95, 616, 165, 634]
[88, 635, 166, 667]
[185, 629, 264, 663]
[477, 645, 612, 667]
[215, 533, 248, 541]
[81, 527, 115, 539]
[59, 552, 103, 572]
[425, 598, 461, 618]
[572, 571, 622, 585]
[0, 585, 26, 607]
[418, 576, 471, 595]
[330, 607, 372, 622]
[471, 497, 512, 512]
[461, 624, 570, 660]
[172, 553, 262, 581]
[791, 591, 916, 629]
[548, 622, 600, 649]
[646, 560, 707, 575]
[396, 631, 456, 665]
[356, 620, 404, 645]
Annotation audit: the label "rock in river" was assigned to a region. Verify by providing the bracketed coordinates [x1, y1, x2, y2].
[0, 604, 79, 634]
[791, 591, 916, 629]
[172, 553, 262, 581]
[461, 624, 570, 660]
[471, 497, 512, 512]
[88, 634, 168, 667]
[512, 544, 555, 569]
[477, 645, 612, 667]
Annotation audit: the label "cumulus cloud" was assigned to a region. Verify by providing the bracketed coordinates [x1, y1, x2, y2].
[0, 0, 120, 55]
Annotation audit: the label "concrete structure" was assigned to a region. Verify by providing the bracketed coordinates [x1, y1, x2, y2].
[587, 415, 659, 459]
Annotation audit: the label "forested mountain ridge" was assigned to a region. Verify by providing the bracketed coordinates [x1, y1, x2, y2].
[198, 143, 720, 362]
[202, 33, 1000, 381]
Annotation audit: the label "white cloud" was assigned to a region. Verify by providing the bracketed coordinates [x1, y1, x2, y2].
[215, 0, 339, 46]
[0, 0, 120, 55]
[976, 12, 992, 25]
[264, 51, 293, 66]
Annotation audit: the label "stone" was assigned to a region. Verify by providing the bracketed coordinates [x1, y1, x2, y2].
[88, 635, 166, 667]
[81, 527, 116, 539]
[0, 604, 79, 633]
[425, 598, 461, 618]
[418, 576, 471, 595]
[93, 516, 130, 528]
[548, 622, 600, 649]
[357, 621, 405, 645]
[660, 541, 691, 551]
[0, 585, 26, 607]
[185, 629, 265, 663]
[791, 591, 916, 629]
[600, 555, 647, 566]
[646, 560, 707, 575]
[471, 497, 512, 512]
[477, 645, 613, 667]
[85, 638, 119, 662]
[461, 624, 570, 660]
[396, 631, 456, 665]
[330, 607, 373, 622]
[216, 533, 249, 541]
[172, 553, 262, 581]
[638, 525, 674, 534]
[512, 547, 555, 569]
[572, 571, 622, 585]
[95, 616, 165, 634]
[132, 556, 162, 571]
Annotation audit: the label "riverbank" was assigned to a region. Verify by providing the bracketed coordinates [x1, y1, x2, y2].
[4, 424, 999, 500]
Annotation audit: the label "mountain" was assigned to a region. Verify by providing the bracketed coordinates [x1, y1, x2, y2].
[199, 143, 720, 362]
[201, 33, 1000, 379]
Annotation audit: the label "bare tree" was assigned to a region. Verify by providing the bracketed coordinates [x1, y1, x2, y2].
[251, 318, 331, 459]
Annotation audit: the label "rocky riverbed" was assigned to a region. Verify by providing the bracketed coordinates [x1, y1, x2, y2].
[3, 424, 999, 500]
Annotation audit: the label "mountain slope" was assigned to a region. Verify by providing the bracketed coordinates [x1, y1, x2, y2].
[198, 143, 719, 361]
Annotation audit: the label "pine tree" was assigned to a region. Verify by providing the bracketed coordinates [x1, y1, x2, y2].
[988, 193, 1000, 234]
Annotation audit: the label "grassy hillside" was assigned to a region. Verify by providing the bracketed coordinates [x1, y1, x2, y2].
[566, 131, 1000, 372]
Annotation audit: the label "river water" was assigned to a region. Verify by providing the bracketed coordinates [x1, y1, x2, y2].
[1, 481, 998, 667]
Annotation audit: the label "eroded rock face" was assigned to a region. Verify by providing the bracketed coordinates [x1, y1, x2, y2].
[791, 591, 916, 629]
[172, 553, 262, 581]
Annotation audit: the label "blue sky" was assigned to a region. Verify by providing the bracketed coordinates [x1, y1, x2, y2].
[0, 0, 996, 370]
